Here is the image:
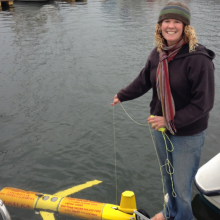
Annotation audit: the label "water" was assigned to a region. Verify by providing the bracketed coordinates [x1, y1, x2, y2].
[0, 0, 219, 219]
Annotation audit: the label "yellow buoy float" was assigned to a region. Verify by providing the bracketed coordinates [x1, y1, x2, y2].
[0, 187, 137, 220]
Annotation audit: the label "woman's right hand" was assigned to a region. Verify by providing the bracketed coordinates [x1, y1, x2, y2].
[111, 94, 121, 106]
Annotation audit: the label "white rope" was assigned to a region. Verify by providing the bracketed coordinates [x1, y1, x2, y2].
[113, 106, 117, 205]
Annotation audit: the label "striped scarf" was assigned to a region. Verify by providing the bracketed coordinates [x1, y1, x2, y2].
[156, 39, 185, 135]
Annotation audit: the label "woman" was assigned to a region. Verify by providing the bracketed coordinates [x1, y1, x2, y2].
[111, 2, 215, 220]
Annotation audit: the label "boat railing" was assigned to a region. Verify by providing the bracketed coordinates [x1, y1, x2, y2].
[0, 199, 11, 220]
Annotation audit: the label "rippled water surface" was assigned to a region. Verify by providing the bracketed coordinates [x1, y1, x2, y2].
[0, 0, 220, 219]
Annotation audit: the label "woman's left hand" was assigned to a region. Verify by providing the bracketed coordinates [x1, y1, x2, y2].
[147, 116, 166, 131]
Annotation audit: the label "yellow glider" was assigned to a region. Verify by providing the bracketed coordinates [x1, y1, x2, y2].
[0, 180, 137, 220]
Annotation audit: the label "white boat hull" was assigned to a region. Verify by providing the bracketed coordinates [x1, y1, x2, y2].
[194, 153, 220, 212]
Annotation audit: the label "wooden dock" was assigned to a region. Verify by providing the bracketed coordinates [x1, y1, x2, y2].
[0, 0, 13, 7]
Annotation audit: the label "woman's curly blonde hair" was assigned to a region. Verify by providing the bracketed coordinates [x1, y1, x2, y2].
[154, 23, 198, 53]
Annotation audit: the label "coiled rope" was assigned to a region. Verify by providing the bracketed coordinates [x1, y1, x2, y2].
[113, 103, 176, 219]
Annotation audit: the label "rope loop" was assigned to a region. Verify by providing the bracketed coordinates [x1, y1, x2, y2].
[165, 159, 174, 175]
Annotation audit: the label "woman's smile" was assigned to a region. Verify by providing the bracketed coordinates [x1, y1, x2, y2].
[167, 31, 176, 35]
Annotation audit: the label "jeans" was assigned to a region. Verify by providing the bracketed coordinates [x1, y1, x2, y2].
[153, 130, 205, 220]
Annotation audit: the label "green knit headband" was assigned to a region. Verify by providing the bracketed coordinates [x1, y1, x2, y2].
[158, 2, 191, 25]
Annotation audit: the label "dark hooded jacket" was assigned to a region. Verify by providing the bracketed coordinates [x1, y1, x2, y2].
[117, 44, 215, 136]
